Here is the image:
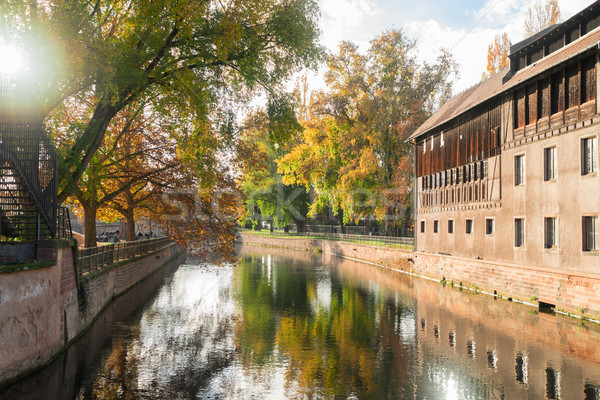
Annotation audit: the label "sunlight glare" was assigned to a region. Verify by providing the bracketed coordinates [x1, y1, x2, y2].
[0, 45, 23, 73]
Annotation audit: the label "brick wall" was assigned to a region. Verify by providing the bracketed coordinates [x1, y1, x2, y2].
[0, 242, 186, 387]
[410, 252, 600, 319]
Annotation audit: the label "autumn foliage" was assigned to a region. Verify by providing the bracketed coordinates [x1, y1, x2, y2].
[483, 33, 511, 79]
[524, 0, 561, 39]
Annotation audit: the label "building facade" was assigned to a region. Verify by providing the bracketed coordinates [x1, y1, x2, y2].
[410, 2, 600, 275]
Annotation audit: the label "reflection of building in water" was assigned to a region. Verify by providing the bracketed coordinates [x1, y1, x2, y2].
[328, 253, 600, 399]
[414, 299, 600, 399]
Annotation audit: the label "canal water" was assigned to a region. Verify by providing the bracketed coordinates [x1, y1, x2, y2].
[2, 244, 600, 399]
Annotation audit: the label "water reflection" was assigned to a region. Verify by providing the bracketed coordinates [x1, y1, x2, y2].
[3, 245, 600, 399]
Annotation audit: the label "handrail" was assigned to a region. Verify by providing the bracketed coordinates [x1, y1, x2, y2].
[78, 237, 172, 276]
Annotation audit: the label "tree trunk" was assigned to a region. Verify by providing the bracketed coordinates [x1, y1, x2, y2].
[338, 207, 346, 234]
[58, 101, 120, 204]
[294, 218, 306, 233]
[124, 189, 136, 241]
[126, 208, 135, 241]
[365, 219, 371, 235]
[83, 204, 98, 248]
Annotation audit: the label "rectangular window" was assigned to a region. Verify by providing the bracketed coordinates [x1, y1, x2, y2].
[545, 368, 560, 400]
[582, 137, 598, 175]
[582, 55, 597, 104]
[544, 217, 557, 249]
[566, 26, 579, 44]
[448, 220, 454, 234]
[515, 88, 526, 128]
[466, 219, 473, 234]
[526, 83, 537, 125]
[433, 220, 439, 233]
[486, 218, 494, 235]
[583, 216, 599, 251]
[566, 63, 579, 109]
[515, 218, 525, 247]
[420, 220, 425, 233]
[544, 147, 557, 181]
[551, 70, 563, 115]
[515, 154, 525, 186]
[515, 353, 528, 384]
[585, 384, 600, 400]
[538, 77, 550, 119]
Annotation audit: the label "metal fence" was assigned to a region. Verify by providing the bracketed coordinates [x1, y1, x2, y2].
[56, 206, 72, 239]
[78, 237, 172, 276]
[238, 229, 414, 249]
[0, 71, 59, 240]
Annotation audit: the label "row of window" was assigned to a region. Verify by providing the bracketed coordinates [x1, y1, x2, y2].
[512, 14, 600, 73]
[421, 216, 599, 252]
[514, 136, 598, 186]
[422, 161, 488, 191]
[513, 54, 596, 129]
[420, 181, 487, 208]
[420, 316, 599, 399]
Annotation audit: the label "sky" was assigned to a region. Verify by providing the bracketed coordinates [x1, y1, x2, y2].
[315, 0, 594, 94]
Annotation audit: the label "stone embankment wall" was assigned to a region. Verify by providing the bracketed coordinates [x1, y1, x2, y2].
[239, 233, 600, 320]
[237, 233, 413, 267]
[0, 240, 186, 387]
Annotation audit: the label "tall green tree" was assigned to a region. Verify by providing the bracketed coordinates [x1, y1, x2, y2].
[280, 30, 457, 235]
[239, 109, 310, 232]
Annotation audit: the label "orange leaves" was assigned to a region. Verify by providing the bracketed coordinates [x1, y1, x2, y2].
[483, 1, 560, 79]
[484, 33, 511, 79]
[524, 0, 561, 39]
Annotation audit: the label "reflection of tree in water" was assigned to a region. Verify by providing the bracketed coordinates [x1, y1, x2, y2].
[86, 266, 238, 399]
[235, 255, 410, 398]
[89, 336, 139, 400]
[86, 323, 237, 399]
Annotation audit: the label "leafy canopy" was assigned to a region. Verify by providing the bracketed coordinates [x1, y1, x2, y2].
[0, 0, 323, 203]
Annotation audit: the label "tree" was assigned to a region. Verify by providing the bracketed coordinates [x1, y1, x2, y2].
[524, 0, 561, 38]
[238, 108, 310, 233]
[1, 0, 323, 204]
[64, 100, 184, 247]
[280, 30, 457, 235]
[483, 33, 511, 80]
[482, 0, 560, 78]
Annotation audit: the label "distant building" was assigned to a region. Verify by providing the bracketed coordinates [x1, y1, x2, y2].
[409, 2, 600, 273]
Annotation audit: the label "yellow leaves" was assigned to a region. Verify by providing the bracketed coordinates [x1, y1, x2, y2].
[524, 0, 561, 38]
[484, 32, 510, 79]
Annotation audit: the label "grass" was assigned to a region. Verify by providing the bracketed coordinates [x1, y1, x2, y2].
[0, 260, 54, 274]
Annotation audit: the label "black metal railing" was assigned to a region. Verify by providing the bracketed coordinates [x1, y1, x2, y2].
[78, 237, 172, 275]
[239, 229, 414, 249]
[56, 206, 72, 239]
[0, 71, 61, 240]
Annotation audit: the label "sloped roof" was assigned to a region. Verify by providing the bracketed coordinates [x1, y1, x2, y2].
[409, 26, 600, 143]
[510, 24, 558, 55]
[408, 67, 507, 141]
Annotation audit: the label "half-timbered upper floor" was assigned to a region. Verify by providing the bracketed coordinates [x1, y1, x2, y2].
[410, 0, 600, 210]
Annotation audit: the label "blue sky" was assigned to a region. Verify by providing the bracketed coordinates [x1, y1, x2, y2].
[316, 0, 594, 93]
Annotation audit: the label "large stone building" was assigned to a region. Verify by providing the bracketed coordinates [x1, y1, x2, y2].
[410, 2, 600, 275]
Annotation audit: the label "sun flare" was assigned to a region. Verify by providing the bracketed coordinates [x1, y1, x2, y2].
[0, 45, 23, 73]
